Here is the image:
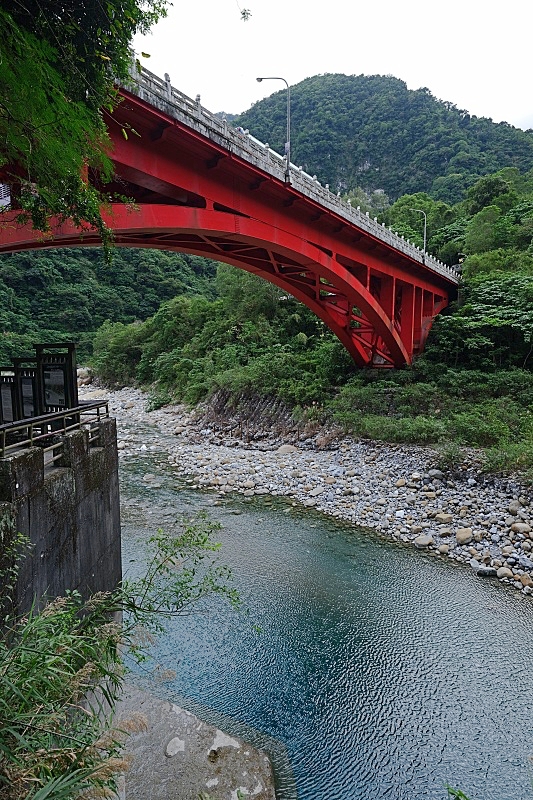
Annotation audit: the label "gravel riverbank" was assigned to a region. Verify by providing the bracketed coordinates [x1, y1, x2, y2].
[84, 385, 533, 595]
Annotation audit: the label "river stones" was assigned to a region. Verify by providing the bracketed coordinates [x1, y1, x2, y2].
[88, 385, 533, 598]
[456, 527, 473, 545]
[470, 559, 497, 577]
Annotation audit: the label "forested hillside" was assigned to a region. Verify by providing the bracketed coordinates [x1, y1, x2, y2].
[0, 248, 216, 363]
[237, 74, 533, 203]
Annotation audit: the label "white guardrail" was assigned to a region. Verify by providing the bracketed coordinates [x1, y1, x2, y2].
[126, 65, 460, 285]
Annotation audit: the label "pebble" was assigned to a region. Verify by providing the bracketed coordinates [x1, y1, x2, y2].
[88, 386, 533, 597]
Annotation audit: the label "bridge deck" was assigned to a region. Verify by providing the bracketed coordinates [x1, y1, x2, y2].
[127, 66, 459, 287]
[0, 67, 460, 368]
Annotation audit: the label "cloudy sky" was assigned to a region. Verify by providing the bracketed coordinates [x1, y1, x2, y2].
[133, 0, 533, 129]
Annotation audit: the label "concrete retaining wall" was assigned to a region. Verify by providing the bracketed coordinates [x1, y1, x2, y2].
[0, 418, 121, 613]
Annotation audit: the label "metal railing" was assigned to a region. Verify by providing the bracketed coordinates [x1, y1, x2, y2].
[125, 65, 461, 286]
[0, 400, 109, 463]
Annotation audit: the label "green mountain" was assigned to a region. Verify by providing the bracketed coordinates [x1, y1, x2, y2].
[236, 74, 533, 203]
[0, 248, 217, 364]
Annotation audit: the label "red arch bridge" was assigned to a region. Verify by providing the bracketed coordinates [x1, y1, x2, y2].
[0, 67, 459, 367]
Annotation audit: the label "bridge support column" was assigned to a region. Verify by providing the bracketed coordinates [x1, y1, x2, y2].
[399, 283, 415, 356]
[413, 287, 423, 352]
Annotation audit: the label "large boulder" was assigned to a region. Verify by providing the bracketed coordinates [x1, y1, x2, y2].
[496, 567, 514, 579]
[511, 522, 531, 535]
[456, 527, 473, 545]
[414, 534, 433, 549]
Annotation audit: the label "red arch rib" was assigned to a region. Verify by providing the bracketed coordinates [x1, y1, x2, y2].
[0, 204, 411, 366]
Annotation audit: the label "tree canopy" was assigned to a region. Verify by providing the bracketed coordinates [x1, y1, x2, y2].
[0, 1, 168, 240]
[236, 74, 533, 203]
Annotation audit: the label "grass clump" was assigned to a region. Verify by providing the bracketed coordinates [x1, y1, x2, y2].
[329, 365, 533, 473]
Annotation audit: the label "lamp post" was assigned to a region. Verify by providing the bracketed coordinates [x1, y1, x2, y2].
[408, 208, 427, 264]
[256, 76, 291, 182]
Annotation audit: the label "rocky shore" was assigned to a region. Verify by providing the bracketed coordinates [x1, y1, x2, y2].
[84, 385, 533, 595]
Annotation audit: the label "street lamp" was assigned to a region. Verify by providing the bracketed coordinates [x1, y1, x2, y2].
[256, 76, 291, 182]
[408, 208, 427, 263]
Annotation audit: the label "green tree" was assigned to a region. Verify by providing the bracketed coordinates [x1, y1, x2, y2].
[464, 205, 501, 253]
[0, 1, 168, 241]
[466, 174, 512, 214]
[384, 193, 455, 251]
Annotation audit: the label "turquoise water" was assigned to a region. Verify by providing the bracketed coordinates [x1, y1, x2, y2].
[121, 452, 533, 800]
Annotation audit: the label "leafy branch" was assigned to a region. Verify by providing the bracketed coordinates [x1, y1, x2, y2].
[0, 512, 239, 800]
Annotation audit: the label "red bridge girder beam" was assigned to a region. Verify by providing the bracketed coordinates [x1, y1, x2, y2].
[0, 204, 451, 367]
[0, 84, 456, 367]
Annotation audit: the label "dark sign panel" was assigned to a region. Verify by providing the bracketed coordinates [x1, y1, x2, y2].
[0, 383, 13, 423]
[21, 376, 35, 418]
[44, 367, 66, 408]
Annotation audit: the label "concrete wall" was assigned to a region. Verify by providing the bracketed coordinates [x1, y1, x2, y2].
[0, 418, 121, 613]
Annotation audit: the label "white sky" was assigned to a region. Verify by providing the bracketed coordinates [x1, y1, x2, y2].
[133, 0, 533, 130]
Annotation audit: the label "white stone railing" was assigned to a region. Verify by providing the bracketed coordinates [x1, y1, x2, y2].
[0, 183, 10, 208]
[126, 65, 460, 285]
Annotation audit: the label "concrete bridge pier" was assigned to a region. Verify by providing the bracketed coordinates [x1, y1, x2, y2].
[0, 417, 121, 614]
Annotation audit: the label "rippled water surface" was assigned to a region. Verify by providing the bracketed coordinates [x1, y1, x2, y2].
[121, 448, 533, 800]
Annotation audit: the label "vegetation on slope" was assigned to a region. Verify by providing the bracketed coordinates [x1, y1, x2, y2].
[91, 263, 354, 404]
[0, 248, 217, 364]
[236, 74, 533, 202]
[89, 166, 533, 475]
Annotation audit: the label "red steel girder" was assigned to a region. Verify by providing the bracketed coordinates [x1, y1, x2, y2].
[0, 204, 452, 366]
[0, 86, 456, 366]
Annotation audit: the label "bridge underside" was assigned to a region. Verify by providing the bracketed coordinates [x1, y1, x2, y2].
[0, 205, 450, 367]
[0, 88, 454, 367]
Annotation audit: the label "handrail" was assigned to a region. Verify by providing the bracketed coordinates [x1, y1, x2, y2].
[0, 400, 109, 460]
[124, 65, 461, 286]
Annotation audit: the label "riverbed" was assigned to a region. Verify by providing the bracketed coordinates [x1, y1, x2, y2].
[86, 387, 533, 799]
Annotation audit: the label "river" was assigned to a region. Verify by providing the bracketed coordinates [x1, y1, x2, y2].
[118, 430, 533, 800]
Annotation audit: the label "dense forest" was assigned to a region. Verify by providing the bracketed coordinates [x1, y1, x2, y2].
[0, 248, 216, 363]
[237, 74, 533, 203]
[3, 73, 533, 475]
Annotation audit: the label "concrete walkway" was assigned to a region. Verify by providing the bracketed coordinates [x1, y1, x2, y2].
[116, 684, 276, 800]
